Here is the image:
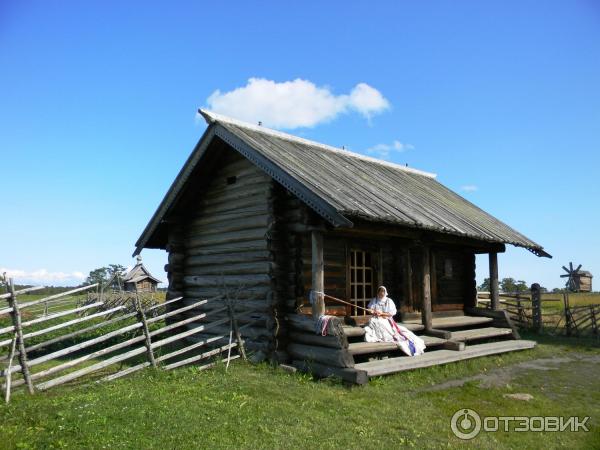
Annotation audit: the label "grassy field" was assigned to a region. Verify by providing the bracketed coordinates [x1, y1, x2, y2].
[1, 332, 598, 449]
[540, 292, 600, 308]
[563, 292, 600, 307]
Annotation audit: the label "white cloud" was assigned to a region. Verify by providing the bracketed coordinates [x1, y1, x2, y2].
[205, 78, 390, 129]
[461, 185, 479, 192]
[366, 140, 414, 159]
[0, 268, 86, 285]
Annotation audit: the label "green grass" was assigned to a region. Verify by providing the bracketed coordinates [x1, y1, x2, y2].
[1, 333, 599, 449]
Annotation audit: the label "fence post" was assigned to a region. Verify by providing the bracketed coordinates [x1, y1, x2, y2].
[7, 278, 35, 394]
[563, 292, 572, 336]
[590, 306, 597, 336]
[531, 283, 542, 333]
[227, 302, 247, 361]
[134, 293, 157, 368]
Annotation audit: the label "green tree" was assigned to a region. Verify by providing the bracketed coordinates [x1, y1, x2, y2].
[514, 280, 528, 292]
[478, 278, 491, 291]
[108, 264, 127, 278]
[86, 267, 109, 286]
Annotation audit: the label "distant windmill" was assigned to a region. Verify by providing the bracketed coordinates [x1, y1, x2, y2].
[561, 262, 582, 292]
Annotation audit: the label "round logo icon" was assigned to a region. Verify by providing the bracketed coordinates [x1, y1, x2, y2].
[451, 408, 481, 440]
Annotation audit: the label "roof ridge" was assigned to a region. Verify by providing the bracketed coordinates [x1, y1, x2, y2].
[198, 109, 437, 178]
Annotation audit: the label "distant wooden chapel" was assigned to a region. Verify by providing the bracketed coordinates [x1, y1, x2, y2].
[122, 256, 161, 293]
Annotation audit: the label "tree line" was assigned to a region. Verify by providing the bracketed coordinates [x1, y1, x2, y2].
[478, 277, 551, 293]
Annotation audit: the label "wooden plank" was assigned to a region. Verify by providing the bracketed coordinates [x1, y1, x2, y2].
[348, 335, 446, 355]
[0, 285, 44, 301]
[15, 284, 99, 310]
[450, 327, 513, 342]
[99, 361, 152, 382]
[0, 305, 126, 347]
[155, 334, 230, 363]
[146, 296, 184, 312]
[0, 301, 103, 336]
[355, 340, 537, 376]
[146, 299, 211, 324]
[36, 344, 149, 390]
[174, 354, 241, 373]
[163, 344, 237, 370]
[404, 315, 494, 329]
[11, 316, 234, 387]
[20, 313, 228, 388]
[15, 310, 137, 356]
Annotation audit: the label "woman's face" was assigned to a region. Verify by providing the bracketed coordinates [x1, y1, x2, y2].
[377, 289, 385, 299]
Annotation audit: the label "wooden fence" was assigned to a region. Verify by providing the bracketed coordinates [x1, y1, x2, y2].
[477, 289, 599, 337]
[0, 277, 255, 403]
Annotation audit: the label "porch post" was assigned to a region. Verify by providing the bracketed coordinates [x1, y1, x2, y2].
[421, 246, 433, 331]
[489, 252, 500, 310]
[311, 230, 325, 319]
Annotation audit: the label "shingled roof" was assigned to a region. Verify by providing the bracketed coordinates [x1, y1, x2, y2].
[134, 110, 550, 258]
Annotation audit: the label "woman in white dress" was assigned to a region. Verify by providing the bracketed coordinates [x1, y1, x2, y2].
[364, 286, 426, 356]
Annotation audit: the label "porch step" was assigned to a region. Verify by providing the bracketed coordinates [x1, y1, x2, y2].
[354, 340, 537, 377]
[348, 335, 447, 355]
[342, 322, 425, 338]
[404, 315, 493, 329]
[450, 327, 513, 342]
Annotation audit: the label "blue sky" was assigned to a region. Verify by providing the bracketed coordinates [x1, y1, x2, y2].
[1, 1, 599, 289]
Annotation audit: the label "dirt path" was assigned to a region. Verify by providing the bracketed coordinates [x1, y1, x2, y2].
[422, 352, 600, 391]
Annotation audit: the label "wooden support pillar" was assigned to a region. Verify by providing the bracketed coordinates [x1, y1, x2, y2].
[421, 246, 433, 331]
[531, 283, 542, 333]
[311, 230, 325, 319]
[489, 252, 500, 310]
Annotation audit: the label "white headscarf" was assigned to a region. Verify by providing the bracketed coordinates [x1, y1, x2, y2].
[376, 286, 388, 301]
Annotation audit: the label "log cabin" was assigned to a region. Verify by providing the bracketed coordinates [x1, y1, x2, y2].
[133, 109, 550, 383]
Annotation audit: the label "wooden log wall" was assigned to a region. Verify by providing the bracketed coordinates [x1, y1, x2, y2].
[165, 150, 281, 362]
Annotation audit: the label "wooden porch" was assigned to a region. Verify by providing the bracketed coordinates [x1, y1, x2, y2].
[285, 230, 537, 384]
[287, 308, 535, 384]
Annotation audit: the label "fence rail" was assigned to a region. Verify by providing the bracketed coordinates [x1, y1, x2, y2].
[477, 288, 599, 337]
[1, 277, 252, 403]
